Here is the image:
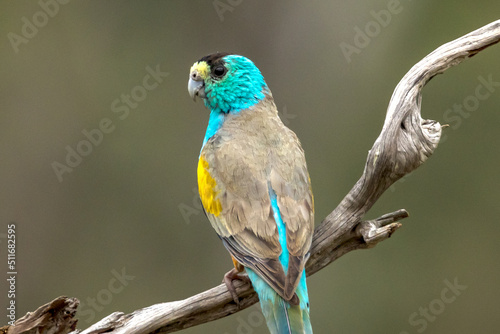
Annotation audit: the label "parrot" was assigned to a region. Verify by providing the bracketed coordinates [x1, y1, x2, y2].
[188, 52, 314, 334]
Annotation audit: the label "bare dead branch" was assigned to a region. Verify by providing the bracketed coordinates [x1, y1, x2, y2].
[308, 19, 500, 275]
[4, 296, 78, 334]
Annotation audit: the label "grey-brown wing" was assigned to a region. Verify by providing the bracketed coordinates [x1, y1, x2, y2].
[200, 114, 313, 302]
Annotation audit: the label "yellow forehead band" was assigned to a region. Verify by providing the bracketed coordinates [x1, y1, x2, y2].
[190, 61, 210, 79]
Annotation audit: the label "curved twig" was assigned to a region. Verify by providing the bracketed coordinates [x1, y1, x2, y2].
[308, 19, 500, 275]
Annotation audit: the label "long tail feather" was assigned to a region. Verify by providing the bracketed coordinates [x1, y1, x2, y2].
[260, 294, 312, 334]
[247, 268, 312, 334]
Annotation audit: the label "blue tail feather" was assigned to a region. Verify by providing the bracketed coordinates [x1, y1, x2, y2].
[247, 268, 312, 334]
[247, 185, 312, 333]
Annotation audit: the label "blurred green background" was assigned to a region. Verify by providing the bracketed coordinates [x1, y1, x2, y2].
[1, 1, 499, 333]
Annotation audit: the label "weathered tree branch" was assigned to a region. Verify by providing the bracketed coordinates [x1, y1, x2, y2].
[308, 19, 500, 275]
[3, 296, 78, 334]
[5, 19, 499, 334]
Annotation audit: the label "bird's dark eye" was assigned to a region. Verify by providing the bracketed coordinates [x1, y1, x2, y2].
[213, 65, 226, 78]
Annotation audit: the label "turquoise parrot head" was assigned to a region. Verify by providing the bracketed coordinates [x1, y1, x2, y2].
[188, 53, 269, 114]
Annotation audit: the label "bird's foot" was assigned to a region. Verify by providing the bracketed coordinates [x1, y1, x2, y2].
[223, 268, 250, 308]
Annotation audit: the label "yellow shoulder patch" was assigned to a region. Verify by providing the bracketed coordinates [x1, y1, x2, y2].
[197, 155, 222, 216]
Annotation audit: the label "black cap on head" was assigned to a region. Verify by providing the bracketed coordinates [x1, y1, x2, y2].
[198, 52, 232, 66]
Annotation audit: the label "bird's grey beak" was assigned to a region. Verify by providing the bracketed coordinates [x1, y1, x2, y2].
[188, 73, 206, 101]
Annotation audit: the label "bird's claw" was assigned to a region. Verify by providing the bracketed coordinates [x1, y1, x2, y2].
[223, 268, 250, 308]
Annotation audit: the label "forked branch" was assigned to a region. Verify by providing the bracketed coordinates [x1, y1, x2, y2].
[307, 19, 500, 274]
[5, 19, 500, 334]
